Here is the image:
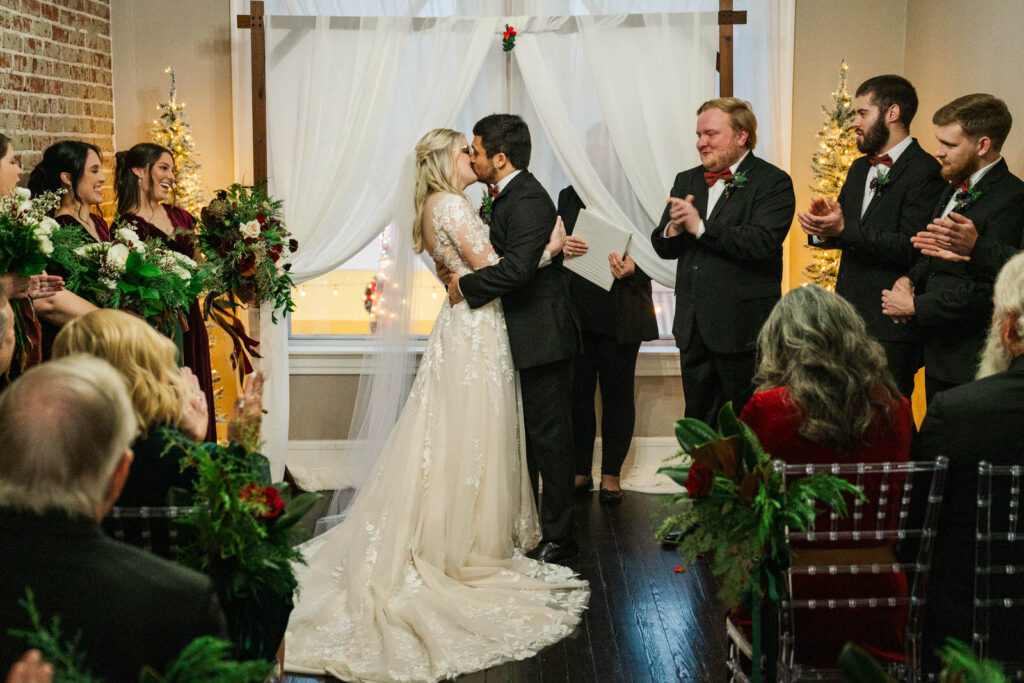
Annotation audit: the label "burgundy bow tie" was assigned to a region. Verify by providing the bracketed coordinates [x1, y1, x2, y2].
[704, 169, 733, 187]
[868, 154, 893, 167]
[958, 180, 970, 193]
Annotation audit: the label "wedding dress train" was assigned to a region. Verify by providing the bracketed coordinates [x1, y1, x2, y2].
[284, 194, 589, 682]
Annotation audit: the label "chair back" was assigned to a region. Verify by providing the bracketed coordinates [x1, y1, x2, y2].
[973, 461, 1024, 673]
[774, 457, 948, 683]
[103, 505, 198, 560]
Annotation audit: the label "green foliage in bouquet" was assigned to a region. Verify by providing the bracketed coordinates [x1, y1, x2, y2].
[58, 223, 205, 337]
[0, 188, 88, 276]
[162, 429, 320, 659]
[656, 402, 865, 682]
[197, 183, 297, 322]
[8, 588, 272, 683]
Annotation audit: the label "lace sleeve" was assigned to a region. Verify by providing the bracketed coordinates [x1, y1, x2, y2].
[434, 195, 500, 271]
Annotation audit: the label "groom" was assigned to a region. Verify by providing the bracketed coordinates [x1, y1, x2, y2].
[448, 114, 581, 564]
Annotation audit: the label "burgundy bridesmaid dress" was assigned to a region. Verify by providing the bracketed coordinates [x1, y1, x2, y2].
[121, 205, 216, 442]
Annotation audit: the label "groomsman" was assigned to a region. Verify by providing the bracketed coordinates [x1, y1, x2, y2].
[651, 98, 794, 425]
[798, 75, 946, 398]
[883, 94, 1024, 402]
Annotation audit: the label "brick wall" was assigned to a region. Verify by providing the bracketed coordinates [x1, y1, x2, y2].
[0, 0, 114, 205]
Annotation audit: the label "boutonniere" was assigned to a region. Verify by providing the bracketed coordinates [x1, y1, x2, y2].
[869, 169, 892, 196]
[952, 182, 982, 213]
[723, 171, 748, 198]
[478, 184, 498, 225]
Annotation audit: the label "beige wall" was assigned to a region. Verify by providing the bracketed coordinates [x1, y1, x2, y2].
[905, 0, 1024, 173]
[109, 0, 234, 194]
[787, 0, 909, 289]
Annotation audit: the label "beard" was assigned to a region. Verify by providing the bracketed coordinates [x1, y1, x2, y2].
[856, 116, 890, 155]
[977, 315, 1013, 378]
[941, 155, 978, 184]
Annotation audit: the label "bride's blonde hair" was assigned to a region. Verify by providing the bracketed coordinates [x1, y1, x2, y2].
[413, 128, 465, 254]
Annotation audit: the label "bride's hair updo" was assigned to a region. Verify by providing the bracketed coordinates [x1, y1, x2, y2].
[412, 128, 465, 254]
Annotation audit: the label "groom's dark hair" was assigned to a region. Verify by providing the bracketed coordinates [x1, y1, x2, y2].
[473, 114, 531, 169]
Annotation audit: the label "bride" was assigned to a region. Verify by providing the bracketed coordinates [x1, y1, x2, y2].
[284, 129, 590, 681]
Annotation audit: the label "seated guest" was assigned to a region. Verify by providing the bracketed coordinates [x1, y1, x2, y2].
[917, 252, 1024, 669]
[740, 285, 914, 665]
[53, 309, 264, 507]
[52, 309, 210, 506]
[0, 355, 226, 680]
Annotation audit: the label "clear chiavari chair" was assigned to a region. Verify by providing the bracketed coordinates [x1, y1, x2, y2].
[103, 505, 198, 560]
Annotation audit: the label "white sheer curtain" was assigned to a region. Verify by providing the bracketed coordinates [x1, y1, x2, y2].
[252, 15, 495, 481]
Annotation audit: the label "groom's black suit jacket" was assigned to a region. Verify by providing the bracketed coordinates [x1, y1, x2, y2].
[0, 508, 226, 680]
[459, 170, 580, 369]
[651, 152, 795, 354]
[820, 139, 945, 343]
[905, 158, 1024, 384]
[915, 355, 1024, 664]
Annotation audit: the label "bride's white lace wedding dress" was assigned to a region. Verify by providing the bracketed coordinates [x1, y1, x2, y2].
[284, 193, 590, 682]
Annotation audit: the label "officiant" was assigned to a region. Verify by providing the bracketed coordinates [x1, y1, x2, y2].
[558, 185, 658, 503]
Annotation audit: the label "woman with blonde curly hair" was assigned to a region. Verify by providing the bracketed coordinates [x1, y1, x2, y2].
[52, 309, 262, 507]
[739, 284, 914, 667]
[284, 128, 587, 681]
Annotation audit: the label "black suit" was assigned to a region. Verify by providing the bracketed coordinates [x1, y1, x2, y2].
[460, 171, 580, 545]
[819, 140, 946, 398]
[651, 153, 794, 424]
[557, 187, 658, 479]
[0, 508, 227, 680]
[904, 159, 1024, 398]
[916, 356, 1024, 668]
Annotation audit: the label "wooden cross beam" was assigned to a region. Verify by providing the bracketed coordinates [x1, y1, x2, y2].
[716, 0, 747, 98]
[237, 0, 268, 185]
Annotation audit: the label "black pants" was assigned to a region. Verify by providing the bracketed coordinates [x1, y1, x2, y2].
[925, 374, 960, 405]
[679, 325, 756, 427]
[520, 357, 575, 546]
[572, 331, 642, 479]
[881, 340, 920, 401]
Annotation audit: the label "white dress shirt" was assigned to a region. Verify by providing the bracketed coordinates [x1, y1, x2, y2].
[662, 151, 750, 240]
[939, 157, 1002, 218]
[861, 134, 913, 217]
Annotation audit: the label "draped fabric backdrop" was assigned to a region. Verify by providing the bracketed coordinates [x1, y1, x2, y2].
[228, 0, 795, 491]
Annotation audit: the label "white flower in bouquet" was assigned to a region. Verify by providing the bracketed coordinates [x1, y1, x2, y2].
[36, 234, 54, 256]
[74, 243, 102, 257]
[115, 227, 145, 251]
[172, 266, 192, 281]
[13, 187, 31, 200]
[100, 276, 118, 290]
[240, 219, 262, 239]
[36, 216, 58, 236]
[170, 251, 198, 270]
[16, 200, 33, 216]
[107, 243, 131, 272]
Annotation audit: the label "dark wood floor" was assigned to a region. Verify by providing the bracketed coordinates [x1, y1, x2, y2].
[285, 490, 728, 683]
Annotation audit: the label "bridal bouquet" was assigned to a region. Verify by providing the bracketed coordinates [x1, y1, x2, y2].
[656, 403, 864, 682]
[0, 187, 85, 276]
[197, 183, 297, 320]
[70, 224, 205, 335]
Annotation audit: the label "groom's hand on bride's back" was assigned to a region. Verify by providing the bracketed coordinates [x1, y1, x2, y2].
[435, 261, 453, 285]
[448, 274, 465, 306]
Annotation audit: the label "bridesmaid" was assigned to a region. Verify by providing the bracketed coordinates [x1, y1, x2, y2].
[27, 141, 107, 359]
[115, 142, 215, 441]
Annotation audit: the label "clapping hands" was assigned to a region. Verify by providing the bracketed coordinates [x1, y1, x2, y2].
[910, 212, 977, 262]
[664, 195, 700, 237]
[228, 370, 265, 452]
[881, 276, 915, 323]
[797, 197, 844, 238]
[179, 366, 210, 441]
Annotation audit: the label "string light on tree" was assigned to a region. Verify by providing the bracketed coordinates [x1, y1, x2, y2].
[803, 59, 857, 292]
[151, 67, 205, 216]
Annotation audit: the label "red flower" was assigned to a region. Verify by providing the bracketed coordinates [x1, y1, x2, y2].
[237, 253, 257, 276]
[268, 244, 283, 263]
[255, 212, 267, 227]
[288, 238, 299, 253]
[684, 462, 714, 499]
[238, 483, 286, 519]
[504, 26, 516, 39]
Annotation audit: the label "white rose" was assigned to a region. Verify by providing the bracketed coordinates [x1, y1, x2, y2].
[115, 227, 143, 249]
[37, 216, 58, 236]
[171, 251, 198, 269]
[107, 243, 131, 272]
[240, 219, 261, 239]
[17, 200, 32, 215]
[13, 187, 31, 199]
[36, 235, 54, 256]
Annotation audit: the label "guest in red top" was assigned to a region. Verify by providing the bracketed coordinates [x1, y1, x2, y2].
[741, 284, 914, 666]
[114, 143, 215, 441]
[27, 141, 108, 360]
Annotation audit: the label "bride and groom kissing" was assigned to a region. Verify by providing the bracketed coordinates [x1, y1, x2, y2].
[283, 114, 589, 681]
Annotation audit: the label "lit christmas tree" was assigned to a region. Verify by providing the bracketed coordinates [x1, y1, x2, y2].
[151, 67, 205, 216]
[803, 60, 858, 291]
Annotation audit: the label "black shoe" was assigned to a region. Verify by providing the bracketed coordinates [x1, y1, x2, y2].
[599, 487, 623, 504]
[526, 540, 579, 565]
[574, 476, 594, 495]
